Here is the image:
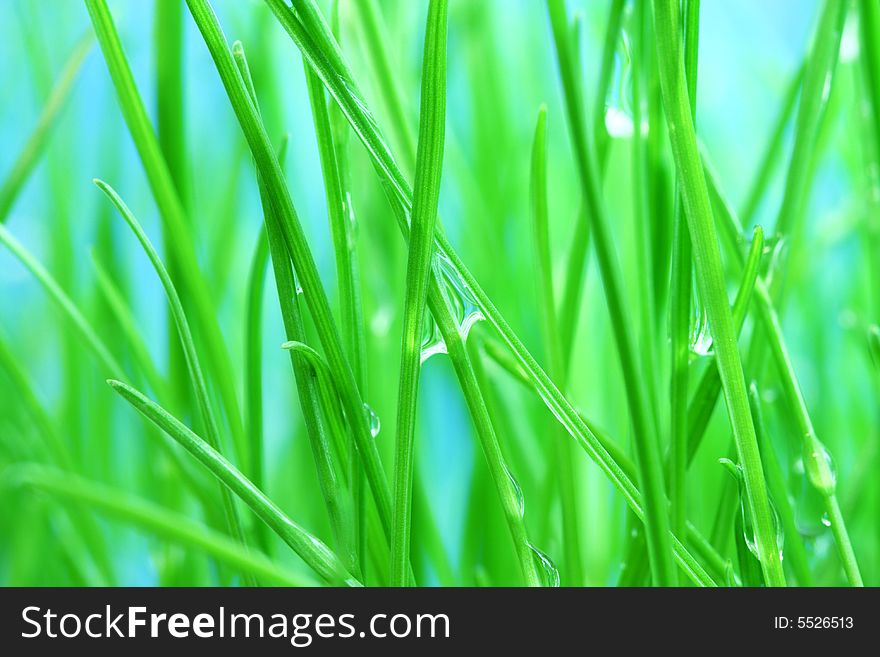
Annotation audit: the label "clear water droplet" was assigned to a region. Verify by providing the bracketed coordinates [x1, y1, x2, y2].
[689, 286, 713, 358]
[720, 458, 784, 563]
[604, 11, 635, 139]
[420, 315, 447, 364]
[504, 464, 525, 518]
[295, 285, 304, 296]
[821, 513, 831, 527]
[419, 253, 486, 365]
[528, 544, 560, 587]
[363, 403, 380, 438]
[436, 252, 485, 339]
[803, 439, 837, 496]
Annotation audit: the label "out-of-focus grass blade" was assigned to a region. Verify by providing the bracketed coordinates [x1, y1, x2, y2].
[107, 379, 359, 586]
[7, 465, 316, 586]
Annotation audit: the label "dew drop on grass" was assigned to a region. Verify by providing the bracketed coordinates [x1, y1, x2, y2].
[720, 458, 784, 563]
[437, 252, 484, 339]
[420, 315, 447, 364]
[420, 253, 486, 365]
[821, 513, 831, 527]
[503, 464, 525, 518]
[528, 544, 560, 587]
[803, 439, 837, 496]
[604, 11, 635, 139]
[363, 403, 380, 438]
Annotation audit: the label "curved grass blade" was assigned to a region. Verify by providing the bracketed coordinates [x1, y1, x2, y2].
[7, 465, 316, 586]
[84, 0, 246, 467]
[107, 379, 359, 586]
[94, 180, 252, 571]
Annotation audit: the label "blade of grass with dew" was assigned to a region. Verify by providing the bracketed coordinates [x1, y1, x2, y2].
[7, 465, 317, 586]
[390, 0, 447, 587]
[530, 105, 583, 585]
[704, 151, 864, 586]
[683, 225, 764, 463]
[106, 379, 359, 586]
[478, 334, 733, 585]
[185, 0, 395, 545]
[547, 0, 674, 586]
[749, 383, 814, 586]
[652, 0, 786, 587]
[593, 0, 626, 169]
[83, 0, 247, 470]
[94, 180, 252, 571]
[0, 35, 92, 224]
[296, 2, 539, 584]
[232, 42, 361, 578]
[265, 0, 713, 586]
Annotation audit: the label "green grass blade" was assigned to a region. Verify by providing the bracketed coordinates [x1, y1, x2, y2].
[94, 180, 252, 572]
[740, 64, 805, 226]
[232, 42, 361, 578]
[547, 0, 674, 586]
[530, 106, 583, 585]
[773, 0, 845, 238]
[84, 0, 246, 465]
[185, 0, 394, 546]
[684, 225, 764, 463]
[669, 0, 700, 545]
[0, 225, 125, 378]
[244, 229, 269, 494]
[706, 151, 864, 586]
[0, 35, 92, 224]
[748, 383, 814, 586]
[7, 465, 317, 586]
[390, 0, 448, 587]
[653, 0, 786, 587]
[106, 379, 358, 586]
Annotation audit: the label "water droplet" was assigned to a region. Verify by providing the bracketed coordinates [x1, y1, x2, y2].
[419, 253, 486, 365]
[803, 438, 837, 496]
[363, 403, 380, 438]
[420, 315, 447, 364]
[821, 513, 831, 528]
[720, 458, 784, 563]
[504, 464, 524, 518]
[295, 285, 303, 296]
[528, 544, 560, 587]
[436, 252, 485, 340]
[689, 280, 713, 358]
